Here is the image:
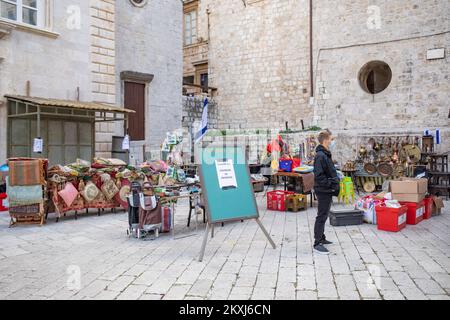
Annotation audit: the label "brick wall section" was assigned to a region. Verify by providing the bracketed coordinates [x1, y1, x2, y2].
[190, 0, 448, 158]
[90, 0, 116, 158]
[196, 0, 312, 131]
[182, 96, 219, 130]
[311, 0, 449, 134]
[184, 42, 209, 76]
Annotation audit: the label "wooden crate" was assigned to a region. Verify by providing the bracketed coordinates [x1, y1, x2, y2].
[9, 202, 45, 227]
[285, 194, 307, 212]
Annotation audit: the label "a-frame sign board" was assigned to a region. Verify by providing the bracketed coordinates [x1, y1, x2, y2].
[198, 146, 276, 262]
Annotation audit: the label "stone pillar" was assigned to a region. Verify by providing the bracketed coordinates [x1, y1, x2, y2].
[89, 0, 116, 158]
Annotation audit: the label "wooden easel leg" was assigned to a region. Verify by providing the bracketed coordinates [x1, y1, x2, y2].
[199, 223, 210, 262]
[255, 218, 276, 249]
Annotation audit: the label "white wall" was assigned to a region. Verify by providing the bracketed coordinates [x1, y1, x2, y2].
[0, 0, 92, 163]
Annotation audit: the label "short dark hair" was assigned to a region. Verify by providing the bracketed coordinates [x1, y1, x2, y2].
[318, 129, 332, 144]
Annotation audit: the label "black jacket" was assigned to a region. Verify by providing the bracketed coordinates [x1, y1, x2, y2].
[313, 144, 340, 195]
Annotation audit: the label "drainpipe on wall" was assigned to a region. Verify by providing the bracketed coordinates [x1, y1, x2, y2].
[206, 6, 211, 41]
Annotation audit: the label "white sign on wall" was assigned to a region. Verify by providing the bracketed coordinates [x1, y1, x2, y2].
[215, 159, 238, 189]
[122, 135, 130, 150]
[33, 138, 43, 153]
[426, 48, 445, 60]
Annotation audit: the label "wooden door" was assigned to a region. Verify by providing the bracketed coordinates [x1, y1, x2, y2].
[124, 82, 146, 141]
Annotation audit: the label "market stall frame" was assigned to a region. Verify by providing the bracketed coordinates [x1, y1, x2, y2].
[4, 95, 135, 164]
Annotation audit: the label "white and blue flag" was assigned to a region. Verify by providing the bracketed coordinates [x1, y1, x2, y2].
[195, 98, 209, 143]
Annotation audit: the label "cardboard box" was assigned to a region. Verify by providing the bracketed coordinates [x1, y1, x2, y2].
[432, 196, 444, 216]
[374, 192, 387, 200]
[391, 193, 425, 203]
[389, 178, 428, 194]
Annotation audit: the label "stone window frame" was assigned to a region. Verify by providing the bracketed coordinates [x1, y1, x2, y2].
[129, 0, 148, 8]
[183, 0, 198, 47]
[194, 62, 208, 92]
[0, 0, 44, 28]
[0, 0, 57, 38]
[358, 60, 392, 95]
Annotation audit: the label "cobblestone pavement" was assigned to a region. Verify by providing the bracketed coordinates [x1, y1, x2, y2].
[0, 195, 449, 300]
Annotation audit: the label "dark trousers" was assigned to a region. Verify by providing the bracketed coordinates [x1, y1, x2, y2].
[314, 192, 333, 246]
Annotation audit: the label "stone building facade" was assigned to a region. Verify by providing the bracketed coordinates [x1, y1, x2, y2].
[312, 0, 449, 153]
[0, 0, 182, 164]
[184, 0, 449, 152]
[115, 0, 183, 163]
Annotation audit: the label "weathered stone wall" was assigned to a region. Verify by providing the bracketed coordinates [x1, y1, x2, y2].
[184, 42, 209, 76]
[182, 96, 219, 131]
[312, 0, 449, 141]
[202, 0, 313, 130]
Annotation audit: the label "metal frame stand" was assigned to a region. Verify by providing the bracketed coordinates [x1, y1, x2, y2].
[198, 218, 276, 262]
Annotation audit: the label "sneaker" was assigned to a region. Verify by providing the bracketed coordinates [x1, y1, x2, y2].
[313, 244, 330, 255]
[321, 239, 333, 245]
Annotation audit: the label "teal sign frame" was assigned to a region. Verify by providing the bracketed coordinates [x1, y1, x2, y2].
[198, 146, 275, 261]
[199, 146, 259, 223]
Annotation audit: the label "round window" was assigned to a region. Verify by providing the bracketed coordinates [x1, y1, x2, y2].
[358, 60, 392, 94]
[130, 0, 148, 7]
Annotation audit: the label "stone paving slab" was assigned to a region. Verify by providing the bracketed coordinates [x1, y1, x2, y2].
[0, 195, 449, 300]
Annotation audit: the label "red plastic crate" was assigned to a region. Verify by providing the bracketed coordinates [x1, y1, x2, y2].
[376, 204, 407, 232]
[399, 201, 425, 225]
[0, 193, 7, 211]
[422, 197, 433, 220]
[267, 190, 295, 211]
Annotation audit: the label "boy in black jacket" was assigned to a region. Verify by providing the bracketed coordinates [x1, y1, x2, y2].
[313, 130, 340, 255]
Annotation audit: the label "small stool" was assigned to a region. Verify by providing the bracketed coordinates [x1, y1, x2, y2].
[338, 177, 355, 204]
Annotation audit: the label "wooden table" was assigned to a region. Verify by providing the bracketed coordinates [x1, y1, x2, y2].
[428, 171, 450, 199]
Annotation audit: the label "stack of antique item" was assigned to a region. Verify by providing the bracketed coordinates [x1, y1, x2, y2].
[349, 135, 423, 193]
[46, 157, 193, 222]
[352, 133, 446, 233]
[421, 135, 450, 199]
[0, 151, 199, 227]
